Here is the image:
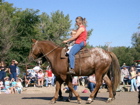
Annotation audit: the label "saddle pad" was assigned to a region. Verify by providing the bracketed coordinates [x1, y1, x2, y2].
[75, 48, 91, 58]
[61, 47, 91, 59]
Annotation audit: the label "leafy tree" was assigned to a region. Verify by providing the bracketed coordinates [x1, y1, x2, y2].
[112, 47, 134, 66]
[131, 24, 140, 61]
[132, 32, 140, 52]
[38, 10, 72, 45]
[10, 9, 40, 64]
[0, 2, 18, 61]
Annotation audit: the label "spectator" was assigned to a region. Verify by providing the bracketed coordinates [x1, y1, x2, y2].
[137, 72, 140, 90]
[37, 69, 44, 87]
[101, 80, 107, 89]
[51, 73, 56, 87]
[4, 76, 12, 94]
[72, 76, 78, 90]
[24, 72, 32, 87]
[0, 79, 4, 94]
[33, 64, 41, 73]
[16, 78, 23, 94]
[63, 76, 78, 93]
[8, 60, 18, 81]
[121, 66, 130, 85]
[45, 66, 53, 87]
[130, 66, 137, 92]
[11, 78, 17, 93]
[0, 61, 7, 85]
[79, 76, 85, 86]
[16, 66, 20, 77]
[87, 74, 96, 93]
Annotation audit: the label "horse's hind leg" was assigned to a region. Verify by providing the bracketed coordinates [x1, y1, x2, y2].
[86, 72, 103, 104]
[103, 74, 114, 102]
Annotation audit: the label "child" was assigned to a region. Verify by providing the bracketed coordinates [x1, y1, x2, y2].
[11, 78, 17, 93]
[16, 78, 23, 94]
[4, 76, 12, 94]
[66, 30, 76, 54]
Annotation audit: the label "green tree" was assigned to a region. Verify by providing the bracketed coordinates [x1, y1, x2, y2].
[112, 46, 134, 66]
[38, 10, 72, 45]
[0, 2, 18, 61]
[10, 9, 40, 64]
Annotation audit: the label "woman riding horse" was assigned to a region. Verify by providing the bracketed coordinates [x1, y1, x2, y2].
[29, 38, 120, 104]
[63, 16, 87, 75]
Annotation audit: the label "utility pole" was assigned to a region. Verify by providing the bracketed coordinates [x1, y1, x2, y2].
[105, 42, 112, 51]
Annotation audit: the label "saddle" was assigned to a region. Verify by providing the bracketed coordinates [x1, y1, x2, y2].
[61, 47, 91, 59]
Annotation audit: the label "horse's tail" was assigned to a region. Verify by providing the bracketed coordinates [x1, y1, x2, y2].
[109, 52, 121, 91]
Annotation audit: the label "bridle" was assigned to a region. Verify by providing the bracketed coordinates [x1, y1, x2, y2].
[30, 41, 59, 61]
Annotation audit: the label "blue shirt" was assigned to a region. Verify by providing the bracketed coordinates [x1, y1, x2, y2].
[9, 64, 17, 73]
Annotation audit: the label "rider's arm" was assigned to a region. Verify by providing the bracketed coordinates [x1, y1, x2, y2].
[63, 27, 84, 43]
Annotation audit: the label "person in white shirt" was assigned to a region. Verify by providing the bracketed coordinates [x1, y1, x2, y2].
[37, 69, 44, 87]
[121, 66, 130, 85]
[16, 78, 23, 94]
[87, 74, 96, 92]
[33, 65, 41, 73]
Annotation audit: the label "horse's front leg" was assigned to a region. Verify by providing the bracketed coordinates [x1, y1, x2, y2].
[50, 79, 63, 104]
[66, 76, 82, 104]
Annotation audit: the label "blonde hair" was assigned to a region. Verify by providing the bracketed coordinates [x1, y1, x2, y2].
[76, 16, 87, 26]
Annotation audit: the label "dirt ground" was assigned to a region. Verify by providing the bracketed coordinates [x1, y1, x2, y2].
[0, 86, 138, 105]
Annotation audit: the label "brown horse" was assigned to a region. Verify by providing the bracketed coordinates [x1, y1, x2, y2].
[29, 39, 120, 104]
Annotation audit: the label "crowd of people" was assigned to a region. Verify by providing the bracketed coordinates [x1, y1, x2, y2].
[121, 65, 140, 92]
[1, 58, 140, 95]
[0, 60, 23, 94]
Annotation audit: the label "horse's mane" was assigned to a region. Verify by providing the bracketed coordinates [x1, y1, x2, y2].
[40, 40, 60, 48]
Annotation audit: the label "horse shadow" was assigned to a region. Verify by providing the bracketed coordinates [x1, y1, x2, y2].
[22, 96, 108, 102]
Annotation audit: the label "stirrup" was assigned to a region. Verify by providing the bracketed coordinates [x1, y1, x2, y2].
[67, 69, 75, 75]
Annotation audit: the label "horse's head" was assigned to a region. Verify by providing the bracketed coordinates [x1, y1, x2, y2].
[28, 39, 42, 61]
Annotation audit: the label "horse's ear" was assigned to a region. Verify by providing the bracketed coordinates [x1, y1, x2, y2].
[32, 39, 36, 43]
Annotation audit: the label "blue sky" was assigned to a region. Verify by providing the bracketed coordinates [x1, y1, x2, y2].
[5, 0, 140, 47]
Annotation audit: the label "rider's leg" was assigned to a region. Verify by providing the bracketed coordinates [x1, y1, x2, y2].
[67, 42, 84, 74]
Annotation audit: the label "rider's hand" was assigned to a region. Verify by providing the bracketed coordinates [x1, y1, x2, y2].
[63, 40, 68, 43]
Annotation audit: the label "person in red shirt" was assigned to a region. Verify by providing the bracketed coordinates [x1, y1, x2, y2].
[45, 66, 53, 87]
[63, 16, 87, 74]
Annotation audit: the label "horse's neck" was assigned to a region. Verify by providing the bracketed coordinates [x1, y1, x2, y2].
[41, 42, 62, 63]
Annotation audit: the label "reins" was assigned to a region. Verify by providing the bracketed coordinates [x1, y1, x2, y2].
[30, 41, 59, 62]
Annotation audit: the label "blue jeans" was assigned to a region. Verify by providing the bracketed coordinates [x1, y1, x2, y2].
[68, 42, 84, 69]
[88, 82, 96, 92]
[51, 76, 56, 86]
[0, 71, 2, 80]
[73, 85, 78, 90]
[10, 72, 17, 81]
[130, 78, 137, 91]
[45, 77, 55, 87]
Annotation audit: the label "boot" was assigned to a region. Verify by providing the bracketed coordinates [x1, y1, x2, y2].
[67, 68, 75, 75]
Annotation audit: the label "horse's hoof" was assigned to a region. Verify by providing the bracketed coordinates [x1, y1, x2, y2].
[106, 98, 113, 103]
[49, 100, 56, 104]
[86, 98, 93, 104]
[86, 100, 92, 104]
[77, 100, 81, 104]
